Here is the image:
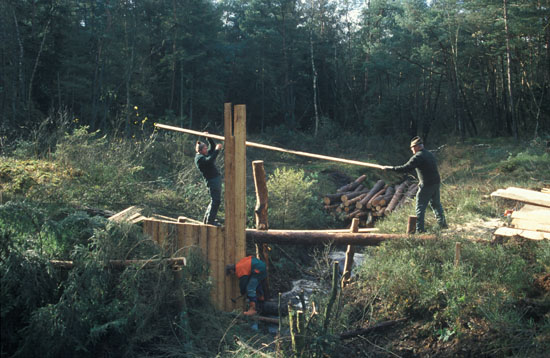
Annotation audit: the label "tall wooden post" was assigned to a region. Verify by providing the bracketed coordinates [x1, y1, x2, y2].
[252, 160, 270, 297]
[224, 103, 247, 311]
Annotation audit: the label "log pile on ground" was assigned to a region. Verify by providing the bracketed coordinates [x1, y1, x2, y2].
[323, 175, 418, 226]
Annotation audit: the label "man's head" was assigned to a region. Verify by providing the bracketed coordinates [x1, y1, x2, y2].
[410, 136, 424, 153]
[196, 141, 208, 154]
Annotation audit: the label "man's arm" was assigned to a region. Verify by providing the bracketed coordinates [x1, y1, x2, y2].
[392, 153, 421, 173]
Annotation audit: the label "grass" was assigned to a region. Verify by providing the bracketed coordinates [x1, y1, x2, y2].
[1, 125, 549, 357]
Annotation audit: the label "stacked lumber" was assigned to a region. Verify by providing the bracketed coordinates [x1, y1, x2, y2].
[323, 176, 418, 226]
[491, 187, 550, 241]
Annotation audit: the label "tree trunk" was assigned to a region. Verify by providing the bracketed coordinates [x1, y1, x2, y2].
[247, 229, 435, 245]
[503, 0, 518, 140]
[310, 0, 320, 137]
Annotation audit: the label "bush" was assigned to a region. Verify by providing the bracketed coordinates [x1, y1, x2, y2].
[0, 212, 225, 357]
[267, 167, 331, 229]
[350, 238, 549, 355]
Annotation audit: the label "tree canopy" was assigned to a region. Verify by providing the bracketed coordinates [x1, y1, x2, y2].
[2, 0, 548, 142]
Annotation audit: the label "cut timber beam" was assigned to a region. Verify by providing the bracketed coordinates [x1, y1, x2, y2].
[155, 123, 384, 169]
[491, 187, 550, 208]
[494, 227, 550, 241]
[246, 229, 435, 245]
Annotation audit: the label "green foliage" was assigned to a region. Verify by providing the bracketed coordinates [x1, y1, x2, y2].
[349, 238, 550, 356]
[267, 167, 331, 229]
[0, 208, 231, 358]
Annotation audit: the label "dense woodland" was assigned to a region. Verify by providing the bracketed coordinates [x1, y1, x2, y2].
[1, 0, 549, 142]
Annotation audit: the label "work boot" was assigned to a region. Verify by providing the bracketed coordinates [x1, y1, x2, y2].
[244, 301, 257, 316]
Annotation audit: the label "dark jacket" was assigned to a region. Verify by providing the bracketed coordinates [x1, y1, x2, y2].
[194, 138, 220, 180]
[391, 148, 440, 186]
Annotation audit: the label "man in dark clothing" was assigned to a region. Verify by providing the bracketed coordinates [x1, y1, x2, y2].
[382, 136, 447, 232]
[194, 135, 223, 225]
[226, 256, 267, 316]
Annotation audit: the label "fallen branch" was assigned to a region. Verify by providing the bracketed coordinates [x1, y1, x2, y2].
[339, 318, 407, 340]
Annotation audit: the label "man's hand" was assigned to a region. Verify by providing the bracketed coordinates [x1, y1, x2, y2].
[215, 143, 223, 150]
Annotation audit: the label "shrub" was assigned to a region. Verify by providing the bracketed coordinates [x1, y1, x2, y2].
[267, 167, 330, 229]
[351, 237, 547, 354]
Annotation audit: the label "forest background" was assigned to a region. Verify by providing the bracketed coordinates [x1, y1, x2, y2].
[2, 0, 549, 141]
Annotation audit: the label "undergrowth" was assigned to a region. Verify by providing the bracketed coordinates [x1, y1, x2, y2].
[1, 120, 549, 357]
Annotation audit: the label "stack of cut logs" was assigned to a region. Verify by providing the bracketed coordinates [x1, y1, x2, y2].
[323, 175, 418, 226]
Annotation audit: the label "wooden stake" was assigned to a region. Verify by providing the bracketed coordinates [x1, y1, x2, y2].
[454, 242, 461, 267]
[407, 216, 417, 234]
[342, 218, 359, 288]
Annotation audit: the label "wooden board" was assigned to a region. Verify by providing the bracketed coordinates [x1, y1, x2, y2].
[510, 219, 550, 233]
[108, 206, 145, 222]
[494, 227, 550, 240]
[491, 187, 550, 208]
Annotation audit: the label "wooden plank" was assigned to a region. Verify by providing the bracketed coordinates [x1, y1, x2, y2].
[207, 225, 217, 308]
[494, 227, 550, 240]
[158, 221, 167, 247]
[491, 187, 550, 208]
[511, 212, 550, 224]
[511, 205, 550, 222]
[108, 206, 142, 222]
[510, 219, 550, 233]
[217, 227, 226, 311]
[151, 220, 159, 244]
[143, 219, 153, 237]
[154, 123, 384, 169]
[224, 103, 237, 312]
[176, 223, 186, 257]
[199, 225, 208, 258]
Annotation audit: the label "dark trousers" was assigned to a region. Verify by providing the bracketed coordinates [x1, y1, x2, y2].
[415, 183, 446, 232]
[203, 176, 221, 224]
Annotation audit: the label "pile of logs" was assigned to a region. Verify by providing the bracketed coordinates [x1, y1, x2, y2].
[323, 175, 418, 226]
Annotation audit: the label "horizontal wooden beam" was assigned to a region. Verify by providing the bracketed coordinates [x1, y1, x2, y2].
[50, 257, 187, 269]
[246, 229, 435, 245]
[155, 123, 384, 169]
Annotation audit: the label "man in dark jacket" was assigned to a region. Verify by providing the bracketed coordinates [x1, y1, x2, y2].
[195, 135, 223, 225]
[226, 256, 267, 316]
[382, 136, 447, 232]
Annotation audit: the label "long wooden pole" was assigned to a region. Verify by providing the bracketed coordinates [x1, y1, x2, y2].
[154, 123, 384, 169]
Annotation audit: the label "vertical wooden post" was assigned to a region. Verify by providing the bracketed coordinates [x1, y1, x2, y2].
[454, 242, 461, 267]
[342, 218, 359, 288]
[233, 104, 247, 262]
[252, 160, 269, 230]
[253, 160, 270, 297]
[224, 103, 236, 311]
[224, 103, 247, 311]
[407, 216, 417, 234]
